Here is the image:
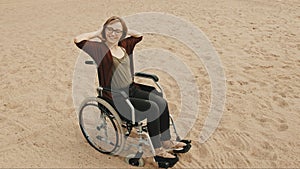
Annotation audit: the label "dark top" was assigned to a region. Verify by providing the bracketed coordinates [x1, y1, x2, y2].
[75, 36, 143, 99]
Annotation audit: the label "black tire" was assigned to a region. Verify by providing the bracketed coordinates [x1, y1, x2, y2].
[79, 97, 125, 155]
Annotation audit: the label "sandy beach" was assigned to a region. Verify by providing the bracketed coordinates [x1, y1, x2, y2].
[0, 0, 299, 168]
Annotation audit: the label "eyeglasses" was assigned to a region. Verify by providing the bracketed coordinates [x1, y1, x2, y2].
[106, 27, 123, 34]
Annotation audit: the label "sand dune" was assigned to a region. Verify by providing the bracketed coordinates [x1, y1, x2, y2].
[0, 0, 299, 168]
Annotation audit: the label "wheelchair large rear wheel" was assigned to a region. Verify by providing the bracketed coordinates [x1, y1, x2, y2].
[79, 97, 125, 155]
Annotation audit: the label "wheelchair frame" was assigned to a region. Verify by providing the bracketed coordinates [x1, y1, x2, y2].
[78, 71, 182, 167]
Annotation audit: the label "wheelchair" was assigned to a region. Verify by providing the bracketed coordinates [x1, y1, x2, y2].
[78, 63, 191, 168]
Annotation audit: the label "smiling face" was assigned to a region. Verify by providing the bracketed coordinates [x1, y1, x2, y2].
[101, 16, 128, 45]
[105, 21, 123, 45]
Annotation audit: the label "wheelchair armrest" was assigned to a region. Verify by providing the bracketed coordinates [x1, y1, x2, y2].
[134, 72, 159, 82]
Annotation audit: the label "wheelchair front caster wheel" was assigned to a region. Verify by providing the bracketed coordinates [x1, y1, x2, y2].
[125, 154, 145, 167]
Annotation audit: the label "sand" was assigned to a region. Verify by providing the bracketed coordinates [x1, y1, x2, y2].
[0, 0, 299, 168]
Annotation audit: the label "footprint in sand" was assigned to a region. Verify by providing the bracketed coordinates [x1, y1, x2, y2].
[251, 112, 288, 132]
[272, 95, 289, 108]
[277, 123, 288, 131]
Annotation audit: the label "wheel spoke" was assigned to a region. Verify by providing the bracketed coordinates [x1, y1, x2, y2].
[79, 97, 125, 155]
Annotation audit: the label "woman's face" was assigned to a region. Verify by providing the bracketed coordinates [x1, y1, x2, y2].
[105, 21, 123, 45]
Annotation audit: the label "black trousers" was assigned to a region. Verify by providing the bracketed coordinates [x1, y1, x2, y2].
[112, 84, 171, 148]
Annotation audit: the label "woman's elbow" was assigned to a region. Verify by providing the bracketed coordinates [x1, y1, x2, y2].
[74, 38, 85, 49]
[74, 37, 80, 44]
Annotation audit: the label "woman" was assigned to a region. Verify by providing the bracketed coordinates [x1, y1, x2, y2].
[74, 16, 188, 164]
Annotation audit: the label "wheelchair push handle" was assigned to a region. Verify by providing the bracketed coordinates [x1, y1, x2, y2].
[85, 60, 96, 65]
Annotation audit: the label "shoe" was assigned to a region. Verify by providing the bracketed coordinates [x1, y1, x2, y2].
[162, 140, 192, 153]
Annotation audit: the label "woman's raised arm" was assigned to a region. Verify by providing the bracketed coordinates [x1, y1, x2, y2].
[74, 29, 102, 43]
